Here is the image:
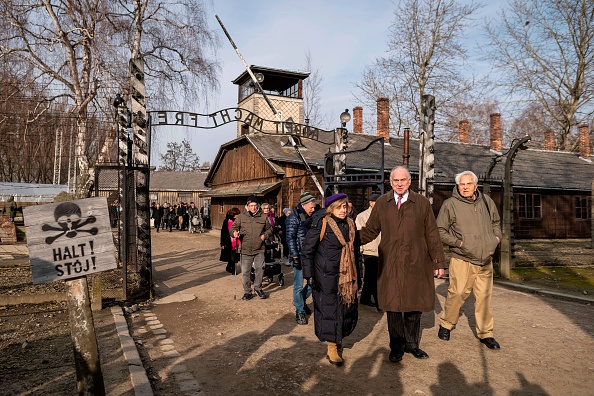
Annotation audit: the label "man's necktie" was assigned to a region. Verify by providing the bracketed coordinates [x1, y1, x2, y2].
[397, 195, 402, 209]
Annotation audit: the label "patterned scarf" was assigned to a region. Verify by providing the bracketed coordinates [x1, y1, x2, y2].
[326, 216, 358, 306]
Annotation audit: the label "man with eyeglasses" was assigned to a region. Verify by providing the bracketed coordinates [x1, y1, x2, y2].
[436, 170, 502, 350]
[231, 195, 273, 300]
[359, 166, 446, 363]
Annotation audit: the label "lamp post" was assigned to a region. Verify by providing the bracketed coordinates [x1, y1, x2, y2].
[340, 108, 351, 128]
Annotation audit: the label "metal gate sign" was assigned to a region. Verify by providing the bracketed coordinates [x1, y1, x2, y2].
[24, 197, 117, 284]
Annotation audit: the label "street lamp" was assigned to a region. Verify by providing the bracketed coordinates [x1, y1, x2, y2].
[340, 109, 351, 128]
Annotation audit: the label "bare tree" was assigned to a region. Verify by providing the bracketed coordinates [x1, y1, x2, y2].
[354, 0, 480, 138]
[486, 0, 594, 150]
[302, 50, 332, 129]
[113, 0, 221, 108]
[0, 1, 116, 195]
[159, 139, 200, 171]
[439, 78, 500, 144]
[0, 1, 221, 194]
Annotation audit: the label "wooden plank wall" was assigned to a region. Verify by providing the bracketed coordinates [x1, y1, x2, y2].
[211, 145, 277, 186]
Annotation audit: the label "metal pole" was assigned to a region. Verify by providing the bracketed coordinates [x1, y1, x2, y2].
[403, 127, 410, 166]
[500, 136, 531, 279]
[418, 95, 435, 202]
[215, 15, 277, 117]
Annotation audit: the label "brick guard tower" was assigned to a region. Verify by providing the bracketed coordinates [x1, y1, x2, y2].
[232, 65, 309, 136]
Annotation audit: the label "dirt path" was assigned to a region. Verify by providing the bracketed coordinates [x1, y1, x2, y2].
[128, 230, 594, 395]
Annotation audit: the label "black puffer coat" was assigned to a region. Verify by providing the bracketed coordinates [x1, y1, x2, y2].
[301, 209, 361, 344]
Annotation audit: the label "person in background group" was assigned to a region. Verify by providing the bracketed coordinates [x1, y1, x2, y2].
[203, 203, 211, 229]
[355, 193, 381, 309]
[286, 192, 318, 325]
[188, 202, 199, 232]
[220, 207, 241, 274]
[182, 202, 190, 231]
[359, 166, 446, 363]
[162, 202, 170, 229]
[277, 207, 292, 265]
[166, 205, 176, 232]
[260, 203, 277, 263]
[177, 202, 185, 230]
[268, 206, 281, 260]
[436, 170, 502, 350]
[152, 203, 164, 233]
[230, 195, 273, 300]
[301, 193, 360, 366]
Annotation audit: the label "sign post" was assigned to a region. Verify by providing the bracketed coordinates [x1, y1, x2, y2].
[24, 196, 117, 395]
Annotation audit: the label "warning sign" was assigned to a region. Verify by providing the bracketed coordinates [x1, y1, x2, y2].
[24, 197, 117, 284]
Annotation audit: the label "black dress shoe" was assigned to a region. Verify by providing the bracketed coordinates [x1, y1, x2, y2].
[241, 293, 253, 300]
[388, 351, 403, 363]
[404, 347, 429, 359]
[480, 337, 500, 350]
[254, 289, 268, 299]
[438, 325, 451, 341]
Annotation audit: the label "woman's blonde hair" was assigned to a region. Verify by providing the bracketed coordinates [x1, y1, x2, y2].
[325, 197, 349, 217]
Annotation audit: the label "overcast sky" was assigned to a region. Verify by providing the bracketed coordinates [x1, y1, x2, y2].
[150, 0, 499, 168]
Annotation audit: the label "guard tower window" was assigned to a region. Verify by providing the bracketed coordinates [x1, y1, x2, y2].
[238, 80, 300, 102]
[234, 67, 309, 104]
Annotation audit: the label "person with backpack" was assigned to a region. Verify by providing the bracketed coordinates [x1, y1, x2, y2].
[286, 192, 318, 325]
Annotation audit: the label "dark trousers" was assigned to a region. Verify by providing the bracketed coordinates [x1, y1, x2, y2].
[387, 311, 422, 353]
[360, 255, 378, 305]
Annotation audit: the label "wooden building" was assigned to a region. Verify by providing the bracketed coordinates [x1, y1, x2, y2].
[203, 66, 593, 239]
[95, 169, 210, 209]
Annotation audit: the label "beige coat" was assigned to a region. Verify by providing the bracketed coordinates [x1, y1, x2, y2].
[355, 206, 380, 257]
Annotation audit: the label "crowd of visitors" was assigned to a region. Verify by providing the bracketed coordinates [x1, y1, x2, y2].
[156, 166, 502, 367]
[149, 201, 211, 233]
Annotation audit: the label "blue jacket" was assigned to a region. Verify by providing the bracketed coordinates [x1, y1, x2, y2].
[286, 204, 314, 257]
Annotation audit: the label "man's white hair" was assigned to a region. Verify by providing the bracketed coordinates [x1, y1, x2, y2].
[390, 166, 411, 180]
[455, 170, 478, 185]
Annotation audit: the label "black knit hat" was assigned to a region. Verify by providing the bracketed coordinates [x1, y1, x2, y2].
[247, 195, 258, 205]
[369, 193, 381, 202]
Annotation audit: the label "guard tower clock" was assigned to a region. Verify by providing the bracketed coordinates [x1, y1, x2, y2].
[232, 65, 310, 137]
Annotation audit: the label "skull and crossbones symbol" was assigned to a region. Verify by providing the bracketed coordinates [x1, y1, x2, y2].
[42, 202, 98, 245]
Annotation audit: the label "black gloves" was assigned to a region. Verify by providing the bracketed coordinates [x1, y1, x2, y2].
[305, 277, 317, 290]
[292, 255, 302, 270]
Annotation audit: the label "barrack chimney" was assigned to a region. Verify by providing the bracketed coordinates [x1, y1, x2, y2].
[459, 120, 469, 143]
[544, 129, 554, 151]
[579, 124, 591, 159]
[353, 106, 363, 134]
[377, 98, 390, 142]
[490, 113, 502, 152]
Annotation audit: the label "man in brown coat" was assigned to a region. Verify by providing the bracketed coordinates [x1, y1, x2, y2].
[360, 166, 446, 363]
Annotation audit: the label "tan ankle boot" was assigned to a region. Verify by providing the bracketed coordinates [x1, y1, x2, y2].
[326, 342, 344, 366]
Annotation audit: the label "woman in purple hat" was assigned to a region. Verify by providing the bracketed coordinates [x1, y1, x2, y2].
[301, 193, 361, 367]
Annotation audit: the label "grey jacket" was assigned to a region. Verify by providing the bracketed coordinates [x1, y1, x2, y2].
[436, 187, 502, 266]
